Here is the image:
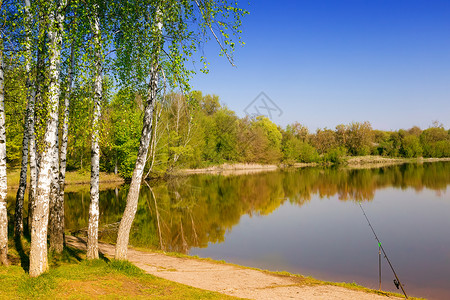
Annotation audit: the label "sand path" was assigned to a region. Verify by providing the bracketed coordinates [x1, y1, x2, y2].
[66, 236, 402, 300]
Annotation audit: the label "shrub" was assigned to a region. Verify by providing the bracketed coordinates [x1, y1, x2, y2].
[401, 135, 423, 158]
[298, 142, 320, 163]
[323, 147, 347, 164]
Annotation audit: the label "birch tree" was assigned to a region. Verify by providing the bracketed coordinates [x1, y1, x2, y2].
[29, 0, 67, 277]
[27, 19, 46, 234]
[13, 0, 35, 238]
[0, 25, 8, 266]
[86, 2, 103, 259]
[23, 0, 38, 238]
[48, 125, 61, 252]
[115, 3, 163, 260]
[0, 0, 24, 266]
[114, 0, 247, 260]
[48, 2, 80, 253]
[50, 43, 75, 253]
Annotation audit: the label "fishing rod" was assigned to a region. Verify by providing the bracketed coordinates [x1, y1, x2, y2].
[358, 202, 408, 299]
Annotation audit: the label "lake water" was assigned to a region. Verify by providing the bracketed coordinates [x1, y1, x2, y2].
[64, 162, 450, 300]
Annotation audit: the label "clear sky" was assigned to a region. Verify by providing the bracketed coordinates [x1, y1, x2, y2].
[190, 0, 450, 131]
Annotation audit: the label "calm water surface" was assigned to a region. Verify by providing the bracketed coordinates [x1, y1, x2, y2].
[63, 162, 450, 300]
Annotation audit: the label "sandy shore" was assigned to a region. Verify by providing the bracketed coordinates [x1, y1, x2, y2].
[66, 236, 405, 300]
[346, 156, 450, 169]
[179, 163, 279, 176]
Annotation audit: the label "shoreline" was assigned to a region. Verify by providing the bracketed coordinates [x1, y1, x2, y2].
[66, 236, 410, 300]
[6, 170, 124, 190]
[346, 156, 450, 169]
[178, 163, 279, 176]
[174, 156, 450, 176]
[6, 156, 450, 188]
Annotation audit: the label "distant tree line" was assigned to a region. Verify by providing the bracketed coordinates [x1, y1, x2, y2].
[6, 88, 450, 180]
[16, 91, 450, 178]
[102, 93, 450, 175]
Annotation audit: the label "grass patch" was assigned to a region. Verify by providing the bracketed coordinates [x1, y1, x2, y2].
[7, 168, 123, 189]
[48, 246, 84, 268]
[17, 272, 57, 298]
[64, 170, 124, 185]
[109, 259, 145, 276]
[1, 239, 236, 300]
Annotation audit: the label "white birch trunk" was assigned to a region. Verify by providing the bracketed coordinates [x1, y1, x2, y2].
[29, 1, 66, 277]
[28, 11, 45, 235]
[26, 85, 39, 235]
[15, 0, 34, 238]
[87, 8, 102, 259]
[115, 9, 162, 260]
[0, 39, 9, 266]
[115, 74, 156, 260]
[14, 114, 29, 238]
[48, 125, 61, 252]
[27, 126, 37, 233]
[145, 102, 162, 179]
[52, 43, 75, 253]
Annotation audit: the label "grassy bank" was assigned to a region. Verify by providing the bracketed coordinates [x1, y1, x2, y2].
[346, 155, 450, 169]
[174, 156, 450, 176]
[1, 238, 234, 299]
[8, 156, 450, 185]
[3, 236, 423, 299]
[179, 163, 279, 175]
[6, 169, 124, 189]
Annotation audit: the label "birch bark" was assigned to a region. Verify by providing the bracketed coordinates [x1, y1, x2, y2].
[48, 126, 61, 252]
[115, 8, 162, 260]
[14, 0, 35, 238]
[0, 36, 8, 266]
[13, 100, 30, 237]
[53, 43, 75, 252]
[87, 7, 102, 259]
[49, 42, 74, 253]
[27, 13, 46, 234]
[115, 75, 156, 260]
[29, 0, 66, 277]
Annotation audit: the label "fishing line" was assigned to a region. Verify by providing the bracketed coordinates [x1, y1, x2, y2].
[358, 202, 408, 299]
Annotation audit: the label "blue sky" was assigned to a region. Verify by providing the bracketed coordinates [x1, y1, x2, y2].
[189, 0, 450, 131]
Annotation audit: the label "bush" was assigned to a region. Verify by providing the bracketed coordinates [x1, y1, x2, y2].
[434, 140, 450, 157]
[401, 135, 423, 158]
[323, 147, 347, 164]
[282, 137, 319, 163]
[298, 142, 320, 163]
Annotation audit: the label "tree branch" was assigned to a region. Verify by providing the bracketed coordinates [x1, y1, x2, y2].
[193, 0, 235, 67]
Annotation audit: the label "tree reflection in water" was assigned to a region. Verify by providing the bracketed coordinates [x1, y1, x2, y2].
[64, 162, 450, 253]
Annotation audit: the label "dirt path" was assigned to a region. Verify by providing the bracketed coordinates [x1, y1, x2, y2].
[66, 236, 403, 300]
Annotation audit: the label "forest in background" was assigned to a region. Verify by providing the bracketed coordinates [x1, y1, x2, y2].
[5, 85, 450, 179]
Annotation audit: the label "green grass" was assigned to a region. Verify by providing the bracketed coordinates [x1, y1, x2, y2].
[64, 170, 124, 185]
[1, 261, 235, 299]
[3, 237, 424, 300]
[6, 168, 123, 189]
[1, 238, 236, 300]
